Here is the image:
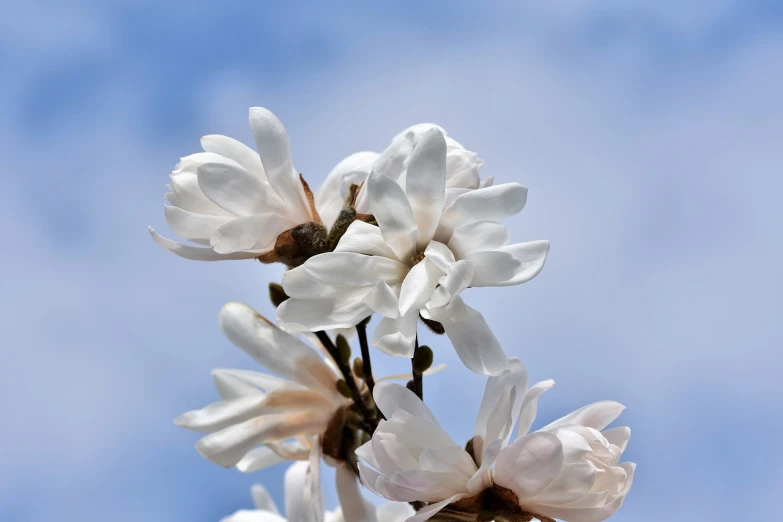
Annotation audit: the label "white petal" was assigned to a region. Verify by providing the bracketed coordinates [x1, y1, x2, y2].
[370, 312, 418, 357]
[398, 259, 442, 317]
[362, 280, 400, 318]
[421, 241, 455, 272]
[494, 240, 551, 286]
[474, 359, 528, 450]
[602, 426, 631, 453]
[284, 461, 321, 522]
[164, 205, 233, 244]
[405, 494, 464, 522]
[336, 464, 377, 522]
[211, 214, 294, 254]
[376, 503, 415, 522]
[248, 107, 310, 223]
[277, 293, 374, 332]
[405, 128, 447, 249]
[197, 162, 287, 217]
[219, 302, 338, 397]
[169, 169, 234, 216]
[368, 171, 417, 262]
[212, 369, 297, 400]
[494, 432, 564, 499]
[448, 220, 510, 258]
[303, 252, 408, 287]
[530, 461, 597, 505]
[174, 395, 267, 433]
[436, 183, 528, 241]
[335, 221, 398, 259]
[542, 401, 626, 432]
[149, 227, 259, 261]
[235, 447, 286, 473]
[465, 439, 501, 494]
[427, 296, 509, 376]
[516, 379, 556, 437]
[250, 484, 280, 513]
[464, 251, 522, 287]
[201, 134, 266, 180]
[373, 383, 440, 425]
[220, 509, 285, 522]
[316, 151, 378, 230]
[427, 260, 474, 309]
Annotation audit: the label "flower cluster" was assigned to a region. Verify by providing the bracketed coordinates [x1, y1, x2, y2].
[152, 107, 634, 521]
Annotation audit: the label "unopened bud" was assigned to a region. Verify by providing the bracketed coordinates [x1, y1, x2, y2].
[413, 345, 433, 373]
[336, 335, 351, 364]
[268, 283, 289, 307]
[352, 357, 364, 378]
[406, 380, 416, 392]
[336, 379, 352, 398]
[420, 316, 445, 335]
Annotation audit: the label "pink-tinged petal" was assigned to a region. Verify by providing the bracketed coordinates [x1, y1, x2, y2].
[371, 312, 418, 357]
[493, 240, 551, 286]
[516, 379, 556, 437]
[210, 214, 294, 254]
[316, 151, 378, 230]
[336, 464, 377, 522]
[235, 447, 286, 474]
[219, 302, 338, 397]
[201, 134, 266, 181]
[495, 432, 564, 499]
[248, 107, 310, 223]
[428, 296, 509, 376]
[373, 383, 440, 426]
[368, 171, 417, 262]
[398, 259, 442, 317]
[406, 128, 447, 249]
[436, 183, 528, 241]
[448, 220, 510, 258]
[277, 292, 374, 332]
[175, 395, 268, 433]
[542, 401, 626, 432]
[334, 220, 398, 259]
[197, 162, 287, 217]
[149, 227, 259, 261]
[164, 205, 233, 244]
[464, 251, 522, 287]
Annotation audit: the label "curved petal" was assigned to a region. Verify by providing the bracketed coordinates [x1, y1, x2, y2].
[248, 107, 309, 222]
[219, 302, 338, 397]
[398, 258, 442, 317]
[169, 169, 234, 216]
[368, 171, 417, 262]
[427, 296, 509, 376]
[494, 240, 551, 286]
[406, 494, 465, 522]
[284, 460, 322, 522]
[197, 162, 287, 217]
[316, 151, 379, 230]
[427, 259, 474, 309]
[250, 484, 280, 513]
[448, 220, 510, 258]
[211, 213, 293, 254]
[436, 183, 528, 241]
[149, 227, 259, 261]
[516, 379, 556, 437]
[474, 359, 528, 448]
[334, 221, 398, 259]
[164, 205, 233, 244]
[376, 503, 415, 522]
[464, 251, 522, 287]
[201, 134, 266, 180]
[336, 464, 377, 522]
[303, 252, 408, 287]
[362, 280, 400, 318]
[370, 312, 418, 357]
[541, 401, 626, 432]
[235, 447, 286, 473]
[494, 431, 564, 499]
[372, 383, 439, 425]
[174, 395, 268, 433]
[277, 293, 374, 332]
[406, 129, 447, 249]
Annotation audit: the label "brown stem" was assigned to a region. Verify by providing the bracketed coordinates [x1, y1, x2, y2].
[315, 331, 375, 425]
[356, 319, 376, 394]
[412, 336, 423, 400]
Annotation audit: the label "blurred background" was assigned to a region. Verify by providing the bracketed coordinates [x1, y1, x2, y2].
[2, 1, 782, 521]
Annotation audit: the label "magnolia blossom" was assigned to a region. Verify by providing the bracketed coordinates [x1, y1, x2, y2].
[149, 107, 376, 262]
[278, 129, 549, 375]
[175, 302, 348, 470]
[222, 458, 414, 522]
[356, 359, 635, 522]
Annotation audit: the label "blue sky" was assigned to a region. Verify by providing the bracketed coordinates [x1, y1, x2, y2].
[2, 1, 782, 521]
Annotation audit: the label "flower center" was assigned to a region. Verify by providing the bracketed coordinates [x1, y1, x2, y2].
[410, 251, 426, 266]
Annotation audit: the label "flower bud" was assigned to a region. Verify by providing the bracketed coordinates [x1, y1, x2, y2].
[335, 335, 351, 364]
[405, 380, 416, 392]
[268, 283, 289, 308]
[413, 345, 433, 373]
[336, 379, 352, 398]
[352, 357, 364, 378]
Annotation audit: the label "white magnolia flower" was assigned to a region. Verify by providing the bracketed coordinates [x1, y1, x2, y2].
[149, 106, 376, 262]
[356, 359, 635, 522]
[278, 129, 549, 375]
[222, 459, 414, 522]
[175, 302, 348, 470]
